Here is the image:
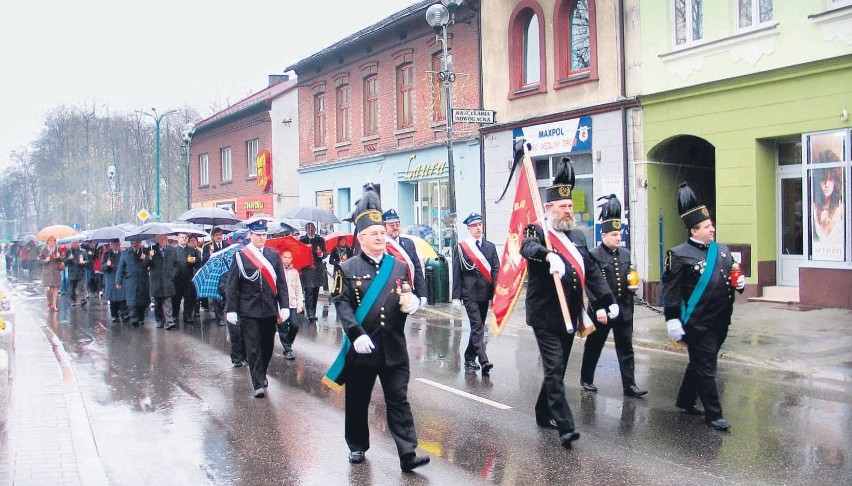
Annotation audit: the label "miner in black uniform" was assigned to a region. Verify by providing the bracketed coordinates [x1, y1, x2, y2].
[580, 195, 648, 397]
[521, 157, 615, 449]
[451, 212, 500, 374]
[329, 184, 430, 472]
[225, 218, 290, 398]
[662, 183, 745, 431]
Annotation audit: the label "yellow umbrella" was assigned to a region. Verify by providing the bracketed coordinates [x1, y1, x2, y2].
[37, 224, 78, 241]
[405, 234, 438, 260]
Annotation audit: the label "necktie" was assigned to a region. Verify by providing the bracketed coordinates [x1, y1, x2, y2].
[476, 240, 481, 250]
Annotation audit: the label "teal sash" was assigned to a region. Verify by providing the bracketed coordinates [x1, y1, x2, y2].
[322, 254, 396, 391]
[680, 241, 718, 326]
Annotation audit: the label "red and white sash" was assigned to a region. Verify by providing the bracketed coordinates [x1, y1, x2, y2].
[458, 238, 492, 284]
[544, 220, 596, 333]
[386, 236, 415, 282]
[238, 246, 278, 294]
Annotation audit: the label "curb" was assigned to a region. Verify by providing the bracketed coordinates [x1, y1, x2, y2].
[630, 337, 777, 369]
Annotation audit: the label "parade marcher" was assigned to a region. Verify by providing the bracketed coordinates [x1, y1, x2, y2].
[39, 236, 63, 312]
[327, 184, 429, 472]
[328, 236, 353, 275]
[116, 239, 151, 327]
[81, 242, 100, 301]
[225, 218, 290, 398]
[383, 209, 428, 308]
[580, 195, 648, 397]
[299, 222, 327, 322]
[173, 233, 202, 324]
[521, 157, 615, 449]
[147, 233, 179, 330]
[65, 240, 89, 306]
[662, 183, 746, 431]
[187, 235, 203, 319]
[203, 227, 230, 323]
[276, 250, 304, 361]
[101, 239, 128, 322]
[451, 212, 499, 374]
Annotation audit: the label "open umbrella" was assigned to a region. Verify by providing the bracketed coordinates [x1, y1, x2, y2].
[58, 231, 91, 245]
[87, 225, 135, 243]
[323, 230, 355, 254]
[405, 224, 434, 239]
[193, 244, 244, 300]
[284, 206, 340, 224]
[124, 222, 175, 241]
[405, 234, 438, 260]
[37, 224, 78, 241]
[169, 223, 209, 238]
[265, 236, 313, 271]
[14, 233, 37, 243]
[175, 207, 241, 226]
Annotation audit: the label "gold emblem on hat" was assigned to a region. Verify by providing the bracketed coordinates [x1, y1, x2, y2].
[701, 207, 709, 217]
[558, 186, 571, 197]
[612, 220, 622, 230]
[368, 212, 382, 222]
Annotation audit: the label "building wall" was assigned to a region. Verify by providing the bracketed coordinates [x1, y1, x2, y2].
[271, 89, 301, 217]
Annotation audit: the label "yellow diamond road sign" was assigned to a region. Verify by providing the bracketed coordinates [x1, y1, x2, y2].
[137, 209, 150, 221]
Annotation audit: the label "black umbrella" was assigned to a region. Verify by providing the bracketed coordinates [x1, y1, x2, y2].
[175, 207, 241, 226]
[284, 206, 341, 224]
[124, 222, 175, 241]
[87, 225, 136, 243]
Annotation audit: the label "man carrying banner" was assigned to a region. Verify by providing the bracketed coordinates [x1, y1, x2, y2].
[580, 195, 648, 397]
[452, 212, 499, 374]
[225, 218, 290, 398]
[662, 183, 745, 431]
[521, 157, 614, 449]
[327, 184, 429, 472]
[383, 209, 428, 308]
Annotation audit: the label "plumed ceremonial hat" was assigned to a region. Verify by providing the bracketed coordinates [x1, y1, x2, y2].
[677, 182, 710, 229]
[355, 183, 384, 234]
[546, 157, 575, 202]
[382, 208, 400, 223]
[462, 212, 483, 225]
[597, 194, 623, 233]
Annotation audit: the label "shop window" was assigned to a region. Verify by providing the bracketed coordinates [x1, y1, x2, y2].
[736, 0, 773, 31]
[554, 0, 598, 86]
[674, 0, 703, 47]
[805, 130, 848, 262]
[508, 1, 547, 99]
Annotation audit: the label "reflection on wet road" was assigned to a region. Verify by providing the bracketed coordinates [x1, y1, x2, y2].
[18, 284, 852, 485]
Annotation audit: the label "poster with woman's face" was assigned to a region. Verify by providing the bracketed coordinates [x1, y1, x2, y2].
[809, 132, 845, 164]
[810, 167, 845, 261]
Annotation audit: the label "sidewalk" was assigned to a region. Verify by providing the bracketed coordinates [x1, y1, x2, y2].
[420, 291, 852, 384]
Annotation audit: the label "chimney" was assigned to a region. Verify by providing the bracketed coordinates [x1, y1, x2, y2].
[268, 74, 289, 86]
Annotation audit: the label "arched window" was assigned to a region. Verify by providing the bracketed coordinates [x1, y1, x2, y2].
[554, 0, 598, 87]
[508, 1, 547, 99]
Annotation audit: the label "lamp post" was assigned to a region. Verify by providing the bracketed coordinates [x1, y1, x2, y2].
[180, 123, 196, 212]
[107, 165, 117, 225]
[80, 190, 89, 230]
[426, 0, 462, 249]
[139, 108, 177, 220]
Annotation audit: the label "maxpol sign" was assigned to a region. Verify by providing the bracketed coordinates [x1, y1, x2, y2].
[512, 116, 592, 157]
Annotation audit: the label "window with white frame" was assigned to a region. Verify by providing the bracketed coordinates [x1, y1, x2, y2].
[246, 139, 259, 177]
[199, 153, 209, 186]
[524, 14, 542, 84]
[674, 0, 703, 46]
[737, 0, 772, 30]
[221, 147, 232, 182]
[805, 130, 849, 263]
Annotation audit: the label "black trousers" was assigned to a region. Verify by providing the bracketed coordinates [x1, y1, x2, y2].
[345, 362, 418, 459]
[677, 324, 729, 421]
[580, 315, 637, 389]
[276, 309, 301, 352]
[241, 316, 277, 390]
[212, 298, 226, 323]
[68, 278, 85, 302]
[172, 281, 197, 321]
[533, 326, 576, 435]
[304, 287, 320, 319]
[463, 300, 490, 364]
[227, 321, 246, 364]
[128, 305, 146, 323]
[109, 300, 128, 318]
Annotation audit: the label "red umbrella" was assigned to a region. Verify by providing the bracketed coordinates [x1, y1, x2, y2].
[266, 236, 313, 271]
[323, 230, 355, 253]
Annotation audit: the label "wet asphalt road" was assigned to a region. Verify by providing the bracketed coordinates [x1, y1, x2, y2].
[12, 282, 852, 485]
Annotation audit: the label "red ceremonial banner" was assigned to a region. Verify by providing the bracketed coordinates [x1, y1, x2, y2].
[490, 159, 539, 337]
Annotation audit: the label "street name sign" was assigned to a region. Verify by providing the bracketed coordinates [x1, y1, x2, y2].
[452, 109, 495, 124]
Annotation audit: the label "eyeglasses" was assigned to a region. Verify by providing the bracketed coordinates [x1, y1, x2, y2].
[363, 231, 387, 238]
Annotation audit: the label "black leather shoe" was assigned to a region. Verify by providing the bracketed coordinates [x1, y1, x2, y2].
[581, 381, 598, 392]
[464, 360, 480, 371]
[111, 316, 119, 323]
[283, 350, 295, 360]
[560, 431, 581, 448]
[156, 322, 165, 329]
[253, 388, 265, 398]
[348, 451, 365, 464]
[537, 418, 558, 429]
[400, 453, 430, 472]
[480, 361, 494, 374]
[624, 385, 648, 397]
[232, 361, 243, 368]
[679, 405, 705, 416]
[707, 418, 732, 430]
[131, 321, 140, 328]
[165, 321, 177, 330]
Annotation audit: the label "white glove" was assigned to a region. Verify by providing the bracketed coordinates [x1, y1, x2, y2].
[225, 312, 238, 325]
[596, 309, 607, 320]
[420, 296, 428, 307]
[278, 308, 291, 321]
[452, 299, 463, 310]
[666, 319, 685, 342]
[545, 252, 565, 276]
[403, 292, 420, 315]
[353, 334, 375, 354]
[607, 304, 620, 319]
[735, 274, 745, 290]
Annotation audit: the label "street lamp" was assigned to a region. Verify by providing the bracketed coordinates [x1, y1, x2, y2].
[80, 190, 89, 230]
[139, 108, 178, 220]
[426, 0, 462, 249]
[180, 123, 196, 211]
[107, 165, 117, 225]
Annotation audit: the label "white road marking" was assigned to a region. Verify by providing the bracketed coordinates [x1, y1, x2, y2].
[415, 378, 513, 410]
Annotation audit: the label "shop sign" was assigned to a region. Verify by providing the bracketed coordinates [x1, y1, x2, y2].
[244, 200, 265, 210]
[256, 150, 272, 191]
[400, 161, 448, 180]
[512, 116, 593, 157]
[216, 201, 236, 213]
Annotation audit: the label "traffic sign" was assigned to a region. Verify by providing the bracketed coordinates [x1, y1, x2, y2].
[137, 209, 150, 222]
[452, 109, 495, 124]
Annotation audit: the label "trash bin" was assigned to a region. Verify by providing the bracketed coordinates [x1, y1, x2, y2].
[425, 256, 449, 303]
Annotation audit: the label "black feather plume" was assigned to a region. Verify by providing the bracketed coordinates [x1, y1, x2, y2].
[355, 182, 382, 215]
[677, 182, 699, 215]
[553, 157, 575, 187]
[597, 194, 621, 222]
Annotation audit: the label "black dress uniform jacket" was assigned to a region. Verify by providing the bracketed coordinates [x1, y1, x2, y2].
[299, 234, 328, 288]
[662, 239, 737, 328]
[392, 236, 427, 299]
[589, 245, 634, 322]
[332, 252, 412, 368]
[225, 247, 289, 319]
[451, 239, 499, 302]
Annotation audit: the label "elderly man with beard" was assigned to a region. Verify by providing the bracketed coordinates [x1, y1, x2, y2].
[521, 157, 614, 449]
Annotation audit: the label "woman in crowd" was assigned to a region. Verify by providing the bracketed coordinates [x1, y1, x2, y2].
[39, 236, 64, 311]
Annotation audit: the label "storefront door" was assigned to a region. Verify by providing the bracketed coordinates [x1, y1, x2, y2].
[777, 169, 803, 286]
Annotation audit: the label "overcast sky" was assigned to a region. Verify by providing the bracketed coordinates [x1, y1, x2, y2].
[0, 0, 419, 170]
